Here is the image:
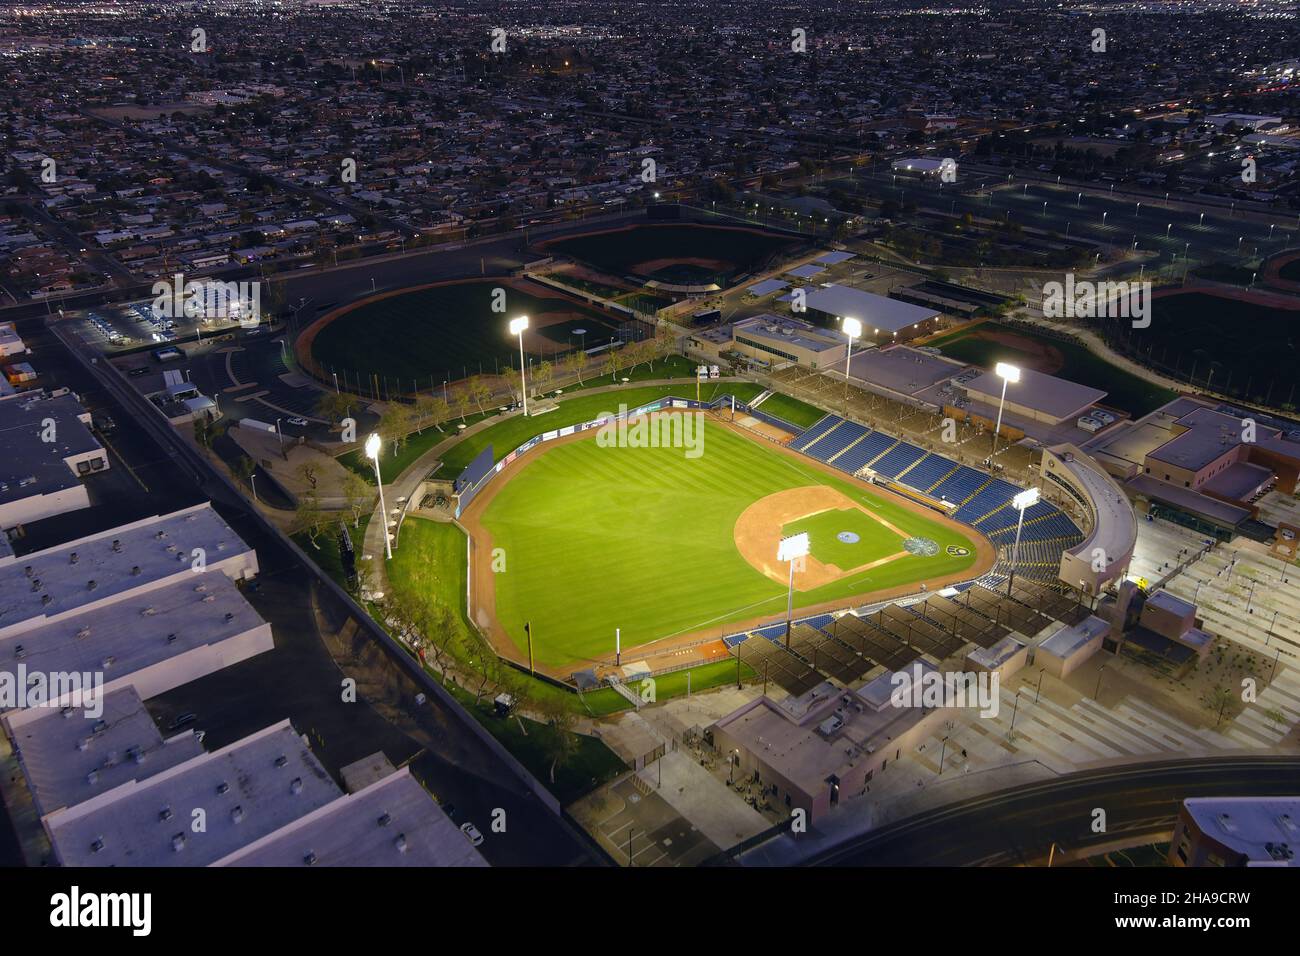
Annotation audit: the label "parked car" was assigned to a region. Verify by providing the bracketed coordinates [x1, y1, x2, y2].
[460, 822, 484, 847]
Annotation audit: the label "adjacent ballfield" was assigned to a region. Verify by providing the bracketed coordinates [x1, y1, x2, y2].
[462, 416, 991, 671]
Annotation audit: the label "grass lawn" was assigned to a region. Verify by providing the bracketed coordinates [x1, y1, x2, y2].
[435, 672, 627, 804]
[783, 507, 901, 570]
[480, 420, 977, 666]
[755, 391, 828, 429]
[927, 321, 1177, 416]
[391, 517, 628, 715]
[630, 658, 755, 702]
[291, 515, 369, 586]
[311, 279, 620, 385]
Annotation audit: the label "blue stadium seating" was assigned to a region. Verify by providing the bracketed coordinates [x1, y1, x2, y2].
[805, 421, 869, 462]
[929, 466, 989, 505]
[898, 454, 955, 492]
[792, 415, 839, 450]
[834, 431, 896, 473]
[870, 441, 927, 479]
[953, 478, 1020, 524]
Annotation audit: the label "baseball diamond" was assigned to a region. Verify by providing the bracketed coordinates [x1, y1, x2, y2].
[461, 413, 993, 672]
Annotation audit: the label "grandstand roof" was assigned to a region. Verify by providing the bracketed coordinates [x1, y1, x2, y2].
[799, 285, 940, 332]
[964, 366, 1106, 422]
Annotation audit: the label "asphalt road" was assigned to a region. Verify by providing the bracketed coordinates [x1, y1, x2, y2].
[807, 755, 1300, 866]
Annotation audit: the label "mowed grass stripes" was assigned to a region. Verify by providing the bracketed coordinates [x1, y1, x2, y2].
[480, 421, 978, 667]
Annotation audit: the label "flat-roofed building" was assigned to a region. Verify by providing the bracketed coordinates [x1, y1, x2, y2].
[963, 367, 1107, 427]
[730, 314, 847, 370]
[0, 392, 109, 529]
[2, 686, 204, 817]
[44, 720, 342, 867]
[0, 321, 27, 358]
[214, 767, 488, 868]
[1085, 396, 1300, 538]
[0, 503, 259, 641]
[0, 571, 273, 708]
[1036, 615, 1109, 678]
[1169, 796, 1299, 867]
[798, 285, 941, 345]
[709, 665, 950, 823]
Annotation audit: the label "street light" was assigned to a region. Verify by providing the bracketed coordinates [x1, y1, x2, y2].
[778, 532, 810, 647]
[841, 316, 861, 415]
[365, 433, 392, 560]
[1007, 487, 1040, 594]
[992, 362, 1020, 460]
[509, 316, 529, 415]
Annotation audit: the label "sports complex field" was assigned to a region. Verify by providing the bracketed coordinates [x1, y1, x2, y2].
[535, 223, 800, 287]
[464, 415, 990, 671]
[305, 277, 623, 385]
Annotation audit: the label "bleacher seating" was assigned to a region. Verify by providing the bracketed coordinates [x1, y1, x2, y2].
[929, 466, 989, 506]
[792, 415, 839, 451]
[953, 478, 1020, 524]
[897, 454, 955, 493]
[805, 420, 869, 462]
[834, 431, 896, 473]
[869, 441, 927, 479]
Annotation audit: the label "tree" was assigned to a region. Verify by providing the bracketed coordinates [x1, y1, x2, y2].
[291, 493, 326, 549]
[451, 384, 471, 423]
[378, 403, 412, 455]
[296, 461, 319, 491]
[342, 470, 372, 526]
[570, 348, 588, 385]
[459, 627, 501, 703]
[235, 455, 256, 491]
[466, 375, 489, 415]
[537, 695, 579, 783]
[604, 346, 621, 383]
[314, 391, 352, 426]
[533, 360, 554, 395]
[413, 394, 446, 434]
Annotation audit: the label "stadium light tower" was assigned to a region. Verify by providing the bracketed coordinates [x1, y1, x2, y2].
[991, 361, 1020, 461]
[1007, 487, 1040, 594]
[509, 316, 530, 416]
[365, 432, 392, 560]
[778, 532, 810, 647]
[841, 317, 861, 415]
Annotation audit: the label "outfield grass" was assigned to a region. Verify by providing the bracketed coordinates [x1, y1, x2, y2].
[431, 379, 765, 479]
[338, 357, 741, 484]
[480, 420, 978, 666]
[754, 391, 826, 429]
[926, 321, 1177, 416]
